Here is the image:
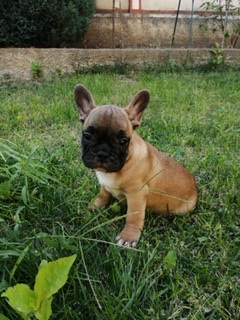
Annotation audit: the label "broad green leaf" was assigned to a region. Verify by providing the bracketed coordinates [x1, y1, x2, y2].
[111, 202, 121, 213]
[34, 255, 76, 301]
[38, 259, 48, 270]
[198, 236, 208, 243]
[0, 313, 11, 320]
[35, 296, 53, 320]
[163, 250, 177, 270]
[1, 284, 37, 314]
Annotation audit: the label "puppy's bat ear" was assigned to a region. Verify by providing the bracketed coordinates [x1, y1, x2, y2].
[74, 84, 96, 122]
[124, 90, 150, 129]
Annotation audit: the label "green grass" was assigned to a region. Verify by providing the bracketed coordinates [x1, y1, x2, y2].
[0, 69, 240, 319]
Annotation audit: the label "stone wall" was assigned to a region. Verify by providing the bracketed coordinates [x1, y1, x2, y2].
[1, 48, 240, 81]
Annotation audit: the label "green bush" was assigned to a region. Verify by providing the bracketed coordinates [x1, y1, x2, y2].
[0, 0, 95, 48]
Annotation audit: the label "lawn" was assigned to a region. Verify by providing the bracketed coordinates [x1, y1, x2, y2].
[0, 69, 240, 319]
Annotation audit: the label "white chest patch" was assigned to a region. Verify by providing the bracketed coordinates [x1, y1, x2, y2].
[95, 171, 125, 200]
[95, 171, 115, 189]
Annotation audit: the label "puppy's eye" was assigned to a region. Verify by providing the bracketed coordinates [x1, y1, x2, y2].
[119, 138, 129, 146]
[83, 132, 92, 141]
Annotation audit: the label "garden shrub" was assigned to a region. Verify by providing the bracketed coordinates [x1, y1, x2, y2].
[0, 0, 95, 48]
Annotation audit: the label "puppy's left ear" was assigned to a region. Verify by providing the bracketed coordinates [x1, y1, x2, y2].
[74, 84, 96, 122]
[124, 90, 150, 129]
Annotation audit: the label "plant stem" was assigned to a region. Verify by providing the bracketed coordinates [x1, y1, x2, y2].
[222, 0, 231, 47]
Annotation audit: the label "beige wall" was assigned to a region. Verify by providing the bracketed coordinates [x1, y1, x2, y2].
[96, 0, 129, 10]
[142, 0, 203, 11]
[96, 0, 240, 12]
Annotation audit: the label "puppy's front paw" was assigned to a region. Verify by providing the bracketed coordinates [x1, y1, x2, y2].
[116, 225, 141, 248]
[88, 195, 109, 210]
[88, 202, 100, 211]
[88, 189, 111, 210]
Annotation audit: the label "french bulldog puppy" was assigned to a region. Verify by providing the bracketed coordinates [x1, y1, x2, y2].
[74, 84, 198, 247]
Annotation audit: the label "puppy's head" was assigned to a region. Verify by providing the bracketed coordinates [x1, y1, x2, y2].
[74, 84, 150, 172]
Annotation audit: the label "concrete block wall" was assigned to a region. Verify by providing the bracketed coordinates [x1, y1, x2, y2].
[1, 48, 240, 81]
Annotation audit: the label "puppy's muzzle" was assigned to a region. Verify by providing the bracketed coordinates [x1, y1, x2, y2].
[96, 149, 109, 163]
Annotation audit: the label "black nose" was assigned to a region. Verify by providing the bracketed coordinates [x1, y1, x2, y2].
[97, 150, 109, 162]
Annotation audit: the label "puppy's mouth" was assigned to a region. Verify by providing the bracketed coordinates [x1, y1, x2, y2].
[94, 168, 107, 173]
[82, 152, 126, 173]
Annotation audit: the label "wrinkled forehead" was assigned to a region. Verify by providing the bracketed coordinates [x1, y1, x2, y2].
[84, 105, 132, 134]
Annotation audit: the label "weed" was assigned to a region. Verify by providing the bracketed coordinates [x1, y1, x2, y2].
[1, 255, 76, 319]
[209, 42, 225, 68]
[31, 61, 42, 79]
[73, 59, 131, 75]
[200, 0, 240, 48]
[53, 67, 64, 79]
